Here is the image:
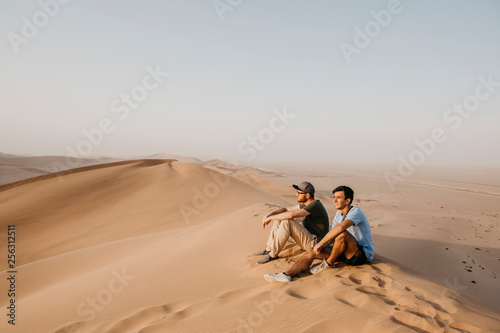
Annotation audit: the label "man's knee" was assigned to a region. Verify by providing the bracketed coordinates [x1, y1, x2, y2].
[337, 231, 349, 240]
[336, 232, 347, 242]
[340, 232, 359, 255]
[332, 232, 351, 250]
[338, 231, 356, 243]
[277, 219, 292, 231]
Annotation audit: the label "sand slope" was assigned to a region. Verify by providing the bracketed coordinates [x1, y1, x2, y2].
[0, 159, 288, 266]
[0, 160, 499, 333]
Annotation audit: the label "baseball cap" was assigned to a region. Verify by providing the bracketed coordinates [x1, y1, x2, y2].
[293, 181, 315, 194]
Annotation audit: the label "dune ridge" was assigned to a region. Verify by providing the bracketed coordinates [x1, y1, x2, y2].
[0, 159, 168, 192]
[0, 154, 125, 186]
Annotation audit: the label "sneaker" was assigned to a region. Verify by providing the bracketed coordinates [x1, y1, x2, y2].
[309, 259, 335, 274]
[254, 249, 270, 256]
[257, 254, 279, 264]
[264, 272, 291, 283]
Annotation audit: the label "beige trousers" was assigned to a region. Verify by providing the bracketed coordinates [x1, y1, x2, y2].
[266, 219, 317, 255]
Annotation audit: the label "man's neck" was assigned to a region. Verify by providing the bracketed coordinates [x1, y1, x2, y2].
[303, 198, 315, 206]
[340, 205, 352, 215]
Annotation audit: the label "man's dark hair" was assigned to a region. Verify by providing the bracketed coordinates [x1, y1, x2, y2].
[332, 185, 354, 204]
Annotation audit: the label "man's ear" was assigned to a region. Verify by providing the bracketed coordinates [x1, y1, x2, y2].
[347, 198, 352, 205]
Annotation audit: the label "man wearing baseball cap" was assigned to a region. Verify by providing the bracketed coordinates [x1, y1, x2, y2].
[255, 181, 329, 264]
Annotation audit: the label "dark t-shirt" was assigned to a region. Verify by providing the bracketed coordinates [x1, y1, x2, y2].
[299, 200, 329, 240]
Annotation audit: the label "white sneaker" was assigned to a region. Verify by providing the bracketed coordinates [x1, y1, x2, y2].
[309, 259, 335, 274]
[263, 272, 291, 282]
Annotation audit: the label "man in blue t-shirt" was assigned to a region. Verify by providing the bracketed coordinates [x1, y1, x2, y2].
[264, 185, 374, 282]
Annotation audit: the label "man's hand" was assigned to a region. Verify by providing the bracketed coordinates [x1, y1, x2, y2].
[262, 215, 272, 229]
[313, 242, 323, 255]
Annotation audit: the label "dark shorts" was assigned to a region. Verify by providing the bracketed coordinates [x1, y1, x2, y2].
[337, 244, 368, 266]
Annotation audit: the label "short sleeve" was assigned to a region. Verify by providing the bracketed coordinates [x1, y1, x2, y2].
[302, 201, 317, 213]
[345, 207, 363, 226]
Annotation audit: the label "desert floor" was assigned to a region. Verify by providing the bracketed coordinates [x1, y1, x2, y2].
[0, 156, 499, 332]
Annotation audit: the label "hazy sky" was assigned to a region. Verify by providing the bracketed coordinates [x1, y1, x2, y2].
[1, 0, 499, 168]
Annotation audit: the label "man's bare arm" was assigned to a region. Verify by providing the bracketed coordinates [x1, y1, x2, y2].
[262, 205, 299, 221]
[313, 219, 354, 254]
[262, 208, 310, 228]
[264, 207, 287, 218]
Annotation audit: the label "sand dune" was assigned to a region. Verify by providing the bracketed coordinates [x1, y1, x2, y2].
[0, 159, 288, 266]
[0, 159, 499, 332]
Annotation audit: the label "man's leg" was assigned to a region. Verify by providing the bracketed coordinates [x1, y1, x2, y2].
[288, 219, 316, 251]
[260, 220, 315, 265]
[264, 220, 282, 253]
[268, 219, 297, 257]
[326, 230, 358, 265]
[284, 247, 331, 277]
[265, 231, 361, 281]
[284, 231, 357, 277]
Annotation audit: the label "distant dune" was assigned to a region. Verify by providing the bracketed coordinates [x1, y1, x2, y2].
[0, 154, 123, 186]
[0, 164, 47, 185]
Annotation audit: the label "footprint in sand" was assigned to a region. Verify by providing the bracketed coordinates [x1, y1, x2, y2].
[57, 300, 191, 333]
[333, 270, 398, 312]
[334, 288, 383, 310]
[335, 268, 354, 279]
[339, 274, 466, 333]
[356, 286, 390, 298]
[330, 267, 474, 333]
[371, 262, 392, 274]
[405, 286, 457, 315]
[284, 279, 324, 300]
[348, 271, 373, 285]
[105, 298, 213, 333]
[395, 304, 436, 319]
[449, 321, 483, 332]
[214, 286, 257, 303]
[391, 295, 417, 308]
[341, 278, 359, 287]
[391, 310, 443, 332]
[106, 305, 174, 333]
[319, 274, 343, 288]
[414, 294, 457, 315]
[373, 275, 393, 288]
[340, 283, 398, 314]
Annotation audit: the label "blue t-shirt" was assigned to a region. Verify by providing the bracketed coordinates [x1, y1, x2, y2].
[332, 206, 374, 261]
